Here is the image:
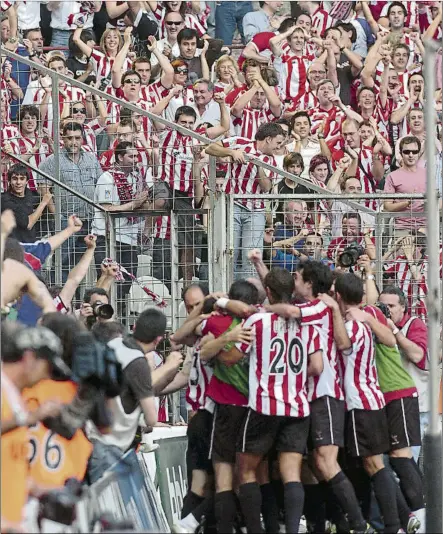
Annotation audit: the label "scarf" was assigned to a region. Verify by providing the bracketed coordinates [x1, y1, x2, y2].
[111, 167, 139, 224]
[67, 1, 95, 27]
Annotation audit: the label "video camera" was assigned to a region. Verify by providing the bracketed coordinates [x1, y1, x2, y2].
[43, 331, 123, 440]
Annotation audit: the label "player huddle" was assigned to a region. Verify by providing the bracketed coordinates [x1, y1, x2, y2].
[173, 259, 424, 534]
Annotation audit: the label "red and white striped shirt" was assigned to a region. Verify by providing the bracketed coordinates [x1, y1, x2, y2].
[157, 129, 196, 195]
[34, 85, 86, 131]
[105, 86, 152, 132]
[312, 6, 334, 36]
[80, 119, 105, 154]
[152, 214, 170, 240]
[90, 50, 131, 84]
[237, 312, 321, 417]
[308, 105, 345, 140]
[232, 107, 276, 140]
[222, 137, 277, 211]
[142, 79, 170, 106]
[275, 53, 314, 102]
[289, 89, 319, 111]
[186, 340, 214, 412]
[153, 5, 206, 38]
[419, 6, 442, 40]
[9, 134, 51, 191]
[342, 319, 385, 411]
[298, 299, 344, 402]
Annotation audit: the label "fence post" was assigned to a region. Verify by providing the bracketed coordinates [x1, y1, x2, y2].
[108, 214, 117, 317]
[423, 38, 442, 534]
[51, 75, 62, 285]
[208, 155, 227, 293]
[374, 211, 383, 289]
[169, 210, 181, 424]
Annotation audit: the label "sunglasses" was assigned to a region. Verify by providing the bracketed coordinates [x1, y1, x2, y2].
[166, 20, 182, 26]
[402, 149, 420, 155]
[174, 67, 188, 74]
[72, 107, 86, 114]
[124, 78, 140, 85]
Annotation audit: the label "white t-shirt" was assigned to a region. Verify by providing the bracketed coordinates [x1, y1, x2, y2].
[16, 0, 41, 30]
[92, 170, 142, 246]
[50, 1, 93, 30]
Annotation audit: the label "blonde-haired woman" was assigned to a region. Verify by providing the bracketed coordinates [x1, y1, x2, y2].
[72, 24, 131, 85]
[213, 55, 243, 94]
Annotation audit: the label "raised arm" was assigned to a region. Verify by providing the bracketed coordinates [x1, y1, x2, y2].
[206, 92, 230, 139]
[231, 82, 258, 118]
[111, 26, 133, 89]
[254, 72, 281, 117]
[58, 235, 97, 305]
[72, 25, 94, 59]
[28, 192, 53, 230]
[147, 36, 174, 89]
[269, 26, 296, 57]
[424, 5, 442, 41]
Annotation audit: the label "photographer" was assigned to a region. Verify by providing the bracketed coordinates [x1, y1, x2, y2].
[327, 212, 375, 268]
[1, 322, 69, 531]
[379, 286, 429, 464]
[87, 308, 183, 483]
[78, 287, 113, 329]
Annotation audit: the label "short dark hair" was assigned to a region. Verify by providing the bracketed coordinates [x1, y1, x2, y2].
[91, 321, 125, 343]
[121, 69, 141, 85]
[48, 55, 66, 69]
[3, 238, 24, 262]
[228, 280, 259, 305]
[343, 212, 361, 225]
[23, 27, 41, 39]
[387, 1, 407, 18]
[279, 17, 297, 33]
[40, 313, 85, 368]
[69, 28, 95, 56]
[7, 163, 30, 182]
[380, 285, 407, 309]
[18, 104, 40, 123]
[175, 105, 197, 122]
[291, 110, 311, 129]
[393, 43, 409, 55]
[62, 121, 83, 136]
[264, 268, 294, 303]
[255, 122, 284, 141]
[334, 21, 357, 43]
[133, 308, 167, 343]
[296, 260, 333, 297]
[177, 28, 198, 44]
[182, 282, 209, 301]
[274, 117, 291, 130]
[335, 273, 363, 306]
[399, 135, 421, 153]
[133, 56, 151, 68]
[316, 79, 335, 92]
[114, 141, 135, 163]
[83, 287, 109, 304]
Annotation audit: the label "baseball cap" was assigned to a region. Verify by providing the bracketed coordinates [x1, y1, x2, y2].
[14, 326, 72, 380]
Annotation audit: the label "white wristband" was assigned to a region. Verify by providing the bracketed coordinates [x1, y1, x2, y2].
[392, 328, 400, 336]
[216, 297, 230, 309]
[366, 274, 375, 280]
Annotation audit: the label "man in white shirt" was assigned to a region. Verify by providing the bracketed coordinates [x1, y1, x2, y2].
[92, 141, 149, 307]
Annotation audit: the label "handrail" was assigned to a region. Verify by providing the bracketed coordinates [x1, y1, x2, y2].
[1, 149, 107, 212]
[1, 47, 215, 145]
[232, 193, 427, 200]
[2, 46, 423, 217]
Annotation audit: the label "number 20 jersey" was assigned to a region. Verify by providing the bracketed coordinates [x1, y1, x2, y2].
[236, 312, 321, 417]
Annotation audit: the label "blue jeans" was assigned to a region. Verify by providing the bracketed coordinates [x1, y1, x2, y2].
[233, 204, 266, 279]
[58, 215, 89, 283]
[215, 1, 253, 44]
[412, 411, 430, 464]
[87, 440, 124, 484]
[50, 28, 72, 56]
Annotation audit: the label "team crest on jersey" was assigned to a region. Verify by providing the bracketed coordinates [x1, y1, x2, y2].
[104, 189, 112, 200]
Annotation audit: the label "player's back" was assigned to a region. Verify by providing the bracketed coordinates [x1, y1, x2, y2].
[245, 312, 320, 418]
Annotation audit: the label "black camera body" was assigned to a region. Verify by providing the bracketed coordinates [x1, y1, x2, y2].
[339, 244, 365, 268]
[377, 302, 391, 320]
[86, 300, 114, 328]
[38, 478, 83, 526]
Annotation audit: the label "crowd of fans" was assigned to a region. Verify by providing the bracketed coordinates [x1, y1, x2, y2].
[0, 1, 441, 533]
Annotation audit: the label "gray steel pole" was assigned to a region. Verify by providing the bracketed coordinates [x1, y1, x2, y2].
[422, 38, 442, 534]
[51, 75, 63, 285]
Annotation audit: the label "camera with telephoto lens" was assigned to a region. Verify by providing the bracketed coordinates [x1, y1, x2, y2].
[377, 302, 391, 320]
[338, 244, 365, 268]
[43, 331, 123, 439]
[86, 300, 114, 328]
[38, 478, 83, 527]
